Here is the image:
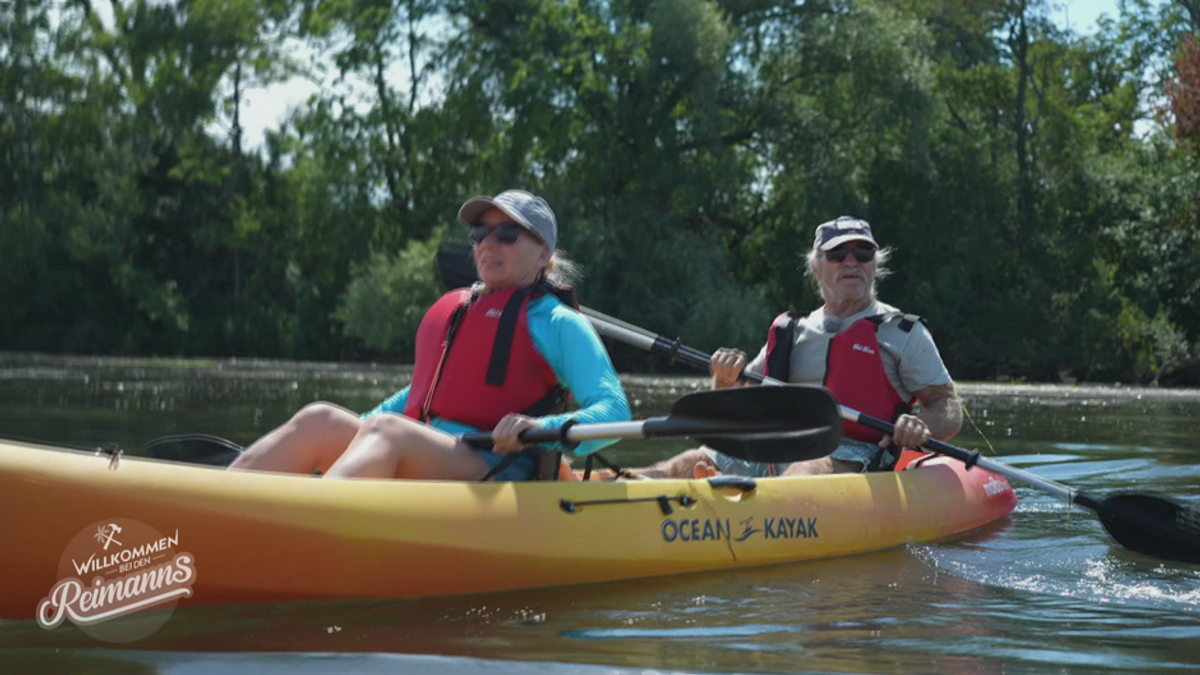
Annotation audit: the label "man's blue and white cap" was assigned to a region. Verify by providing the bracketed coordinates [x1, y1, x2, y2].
[813, 216, 877, 251]
[457, 189, 557, 250]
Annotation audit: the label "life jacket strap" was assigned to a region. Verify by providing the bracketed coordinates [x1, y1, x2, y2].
[484, 279, 580, 387]
[485, 286, 534, 386]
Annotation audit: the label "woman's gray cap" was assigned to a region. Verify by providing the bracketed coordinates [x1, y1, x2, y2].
[813, 216, 878, 251]
[457, 189, 557, 250]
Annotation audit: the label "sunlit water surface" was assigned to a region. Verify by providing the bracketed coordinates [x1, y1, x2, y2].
[0, 354, 1197, 674]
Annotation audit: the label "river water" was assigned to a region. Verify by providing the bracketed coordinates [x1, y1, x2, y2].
[0, 353, 1197, 674]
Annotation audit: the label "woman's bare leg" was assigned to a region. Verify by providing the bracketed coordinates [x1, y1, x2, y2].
[324, 413, 492, 480]
[229, 402, 362, 474]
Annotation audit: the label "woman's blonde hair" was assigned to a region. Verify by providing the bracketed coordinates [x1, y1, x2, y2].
[544, 250, 580, 286]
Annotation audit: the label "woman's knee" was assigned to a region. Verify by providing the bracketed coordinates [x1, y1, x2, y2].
[355, 412, 423, 443]
[332, 414, 468, 479]
[289, 402, 360, 436]
[345, 414, 436, 464]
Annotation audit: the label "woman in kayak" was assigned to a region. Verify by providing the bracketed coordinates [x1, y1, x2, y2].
[229, 189, 630, 481]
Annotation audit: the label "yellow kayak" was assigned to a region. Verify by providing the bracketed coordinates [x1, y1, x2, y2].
[0, 439, 1016, 621]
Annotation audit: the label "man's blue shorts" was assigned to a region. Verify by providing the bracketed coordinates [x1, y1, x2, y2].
[702, 439, 896, 477]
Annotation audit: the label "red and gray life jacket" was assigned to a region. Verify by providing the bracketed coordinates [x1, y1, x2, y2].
[765, 311, 925, 445]
[403, 281, 578, 430]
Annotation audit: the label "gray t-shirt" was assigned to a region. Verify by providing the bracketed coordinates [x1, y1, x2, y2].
[745, 301, 951, 401]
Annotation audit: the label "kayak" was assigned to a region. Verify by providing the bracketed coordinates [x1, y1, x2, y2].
[0, 438, 1017, 621]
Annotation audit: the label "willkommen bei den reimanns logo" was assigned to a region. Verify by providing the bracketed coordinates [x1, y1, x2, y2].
[36, 518, 196, 642]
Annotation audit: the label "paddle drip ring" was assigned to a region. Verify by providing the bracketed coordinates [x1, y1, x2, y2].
[667, 337, 683, 363]
[556, 418, 581, 451]
[963, 449, 981, 469]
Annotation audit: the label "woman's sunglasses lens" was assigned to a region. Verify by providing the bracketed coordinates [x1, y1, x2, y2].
[470, 223, 523, 245]
[495, 224, 523, 243]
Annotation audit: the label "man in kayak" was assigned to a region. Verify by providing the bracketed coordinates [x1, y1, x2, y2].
[643, 216, 961, 478]
[229, 189, 630, 481]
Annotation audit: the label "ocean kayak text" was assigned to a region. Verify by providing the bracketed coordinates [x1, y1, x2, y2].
[660, 516, 818, 543]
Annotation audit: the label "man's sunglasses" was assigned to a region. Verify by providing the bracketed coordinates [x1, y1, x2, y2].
[825, 245, 876, 263]
[469, 222, 526, 245]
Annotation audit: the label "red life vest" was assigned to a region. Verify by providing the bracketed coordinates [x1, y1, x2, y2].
[403, 283, 574, 430]
[824, 316, 916, 443]
[764, 312, 921, 443]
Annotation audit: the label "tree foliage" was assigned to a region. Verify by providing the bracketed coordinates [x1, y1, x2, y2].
[2, 0, 1197, 384]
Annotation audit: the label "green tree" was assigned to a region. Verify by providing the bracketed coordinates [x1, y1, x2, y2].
[334, 233, 446, 357]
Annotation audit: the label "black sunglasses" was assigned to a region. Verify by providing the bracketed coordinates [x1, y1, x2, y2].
[469, 222, 525, 246]
[825, 245, 876, 263]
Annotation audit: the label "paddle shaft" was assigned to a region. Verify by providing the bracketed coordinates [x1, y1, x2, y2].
[458, 383, 841, 463]
[583, 305, 715, 373]
[582, 305, 1073, 502]
[145, 422, 698, 464]
[146, 369, 838, 465]
[458, 417, 771, 449]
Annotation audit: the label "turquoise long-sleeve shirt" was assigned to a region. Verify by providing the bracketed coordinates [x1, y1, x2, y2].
[364, 294, 631, 456]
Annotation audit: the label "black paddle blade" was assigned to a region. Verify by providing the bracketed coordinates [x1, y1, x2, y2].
[436, 243, 479, 290]
[143, 434, 244, 467]
[1091, 493, 1200, 564]
[658, 385, 841, 463]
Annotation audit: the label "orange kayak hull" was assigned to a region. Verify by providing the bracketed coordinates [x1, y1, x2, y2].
[0, 440, 1017, 620]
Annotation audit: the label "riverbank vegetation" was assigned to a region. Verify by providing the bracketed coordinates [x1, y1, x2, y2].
[3, 0, 1198, 384]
